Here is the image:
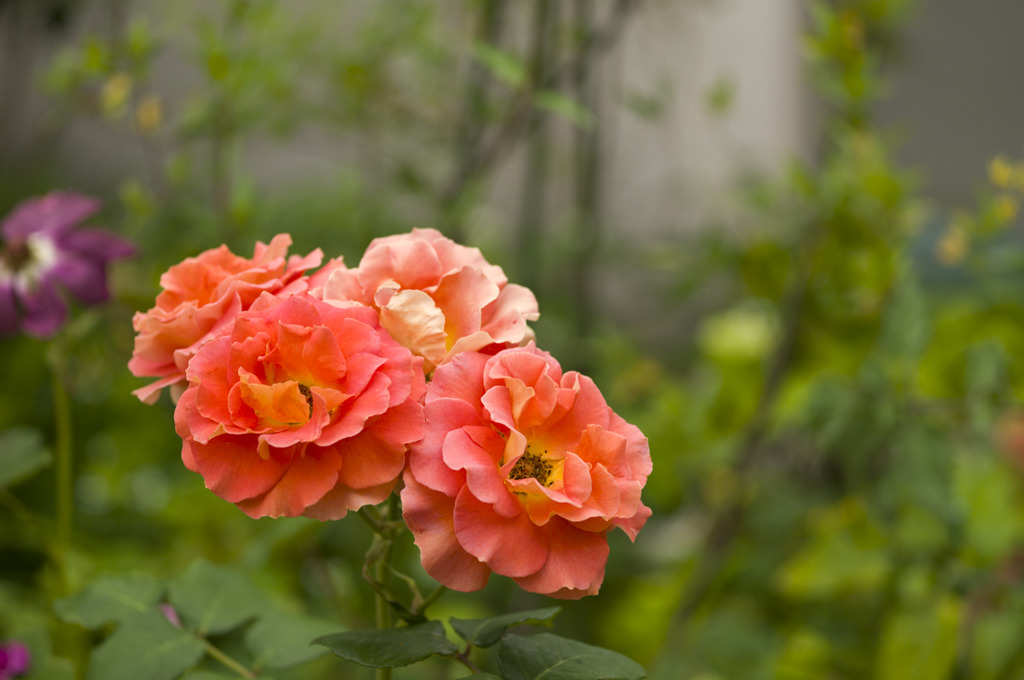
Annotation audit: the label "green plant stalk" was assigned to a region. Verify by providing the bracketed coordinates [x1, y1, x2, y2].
[205, 641, 256, 679]
[373, 501, 395, 680]
[51, 352, 73, 585]
[49, 342, 91, 676]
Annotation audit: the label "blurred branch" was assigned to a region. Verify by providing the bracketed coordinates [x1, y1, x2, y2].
[569, 0, 601, 371]
[515, 0, 559, 290]
[438, 0, 639, 221]
[671, 220, 817, 627]
[446, 0, 505, 243]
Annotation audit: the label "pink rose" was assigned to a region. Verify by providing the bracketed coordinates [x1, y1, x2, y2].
[401, 344, 652, 599]
[321, 228, 539, 373]
[129, 234, 323, 404]
[174, 292, 425, 519]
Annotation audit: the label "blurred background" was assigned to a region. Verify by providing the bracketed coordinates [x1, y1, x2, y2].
[4, 0, 1024, 678]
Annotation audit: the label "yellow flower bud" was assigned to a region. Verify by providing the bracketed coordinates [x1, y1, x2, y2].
[989, 156, 1014, 188]
[936, 225, 967, 265]
[101, 73, 132, 119]
[135, 94, 163, 135]
[995, 194, 1019, 223]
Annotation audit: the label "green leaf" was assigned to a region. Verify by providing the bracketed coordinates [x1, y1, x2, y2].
[534, 90, 595, 129]
[313, 621, 459, 668]
[875, 597, 960, 680]
[450, 607, 561, 648]
[86, 610, 206, 680]
[54, 573, 164, 629]
[455, 675, 501, 680]
[167, 559, 267, 636]
[706, 77, 736, 115]
[472, 41, 526, 89]
[776, 497, 889, 598]
[0, 428, 52, 488]
[879, 273, 929, 359]
[245, 609, 336, 669]
[498, 633, 647, 680]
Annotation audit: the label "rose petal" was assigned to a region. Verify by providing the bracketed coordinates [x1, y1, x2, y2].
[401, 473, 491, 591]
[235, 445, 343, 518]
[512, 517, 608, 598]
[187, 435, 290, 503]
[454, 486, 548, 578]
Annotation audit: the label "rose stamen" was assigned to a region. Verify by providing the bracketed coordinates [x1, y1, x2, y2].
[508, 447, 553, 487]
[298, 383, 314, 419]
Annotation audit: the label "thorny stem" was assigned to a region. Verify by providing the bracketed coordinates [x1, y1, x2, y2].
[418, 584, 448, 614]
[454, 650, 483, 674]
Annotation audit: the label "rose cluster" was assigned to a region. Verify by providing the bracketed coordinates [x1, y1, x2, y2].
[131, 229, 651, 599]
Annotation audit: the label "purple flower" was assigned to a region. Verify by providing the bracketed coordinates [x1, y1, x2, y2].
[0, 192, 135, 338]
[0, 640, 29, 680]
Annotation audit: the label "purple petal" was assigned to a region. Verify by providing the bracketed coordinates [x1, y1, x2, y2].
[59, 228, 135, 261]
[17, 278, 67, 338]
[2, 192, 100, 240]
[0, 279, 18, 335]
[49, 254, 110, 305]
[0, 641, 29, 675]
[160, 603, 182, 628]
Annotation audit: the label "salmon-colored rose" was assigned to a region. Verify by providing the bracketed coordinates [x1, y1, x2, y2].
[401, 344, 652, 598]
[321, 228, 538, 373]
[174, 292, 425, 519]
[130, 234, 323, 404]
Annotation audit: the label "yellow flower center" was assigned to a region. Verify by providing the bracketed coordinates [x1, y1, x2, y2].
[508, 446, 554, 487]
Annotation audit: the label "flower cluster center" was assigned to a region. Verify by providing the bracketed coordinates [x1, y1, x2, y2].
[508, 447, 553, 487]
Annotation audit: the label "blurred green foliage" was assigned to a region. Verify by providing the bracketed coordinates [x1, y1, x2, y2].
[3, 0, 1024, 678]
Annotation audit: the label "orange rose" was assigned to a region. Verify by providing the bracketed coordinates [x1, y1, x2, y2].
[130, 234, 322, 403]
[321, 228, 538, 373]
[401, 344, 651, 598]
[174, 293, 425, 519]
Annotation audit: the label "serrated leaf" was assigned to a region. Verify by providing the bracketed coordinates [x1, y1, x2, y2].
[168, 559, 267, 636]
[450, 607, 561, 648]
[0, 428, 52, 488]
[313, 621, 459, 668]
[86, 610, 206, 680]
[498, 633, 646, 680]
[245, 609, 336, 669]
[54, 573, 164, 629]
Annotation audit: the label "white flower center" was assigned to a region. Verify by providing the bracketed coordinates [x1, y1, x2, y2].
[0, 233, 58, 289]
